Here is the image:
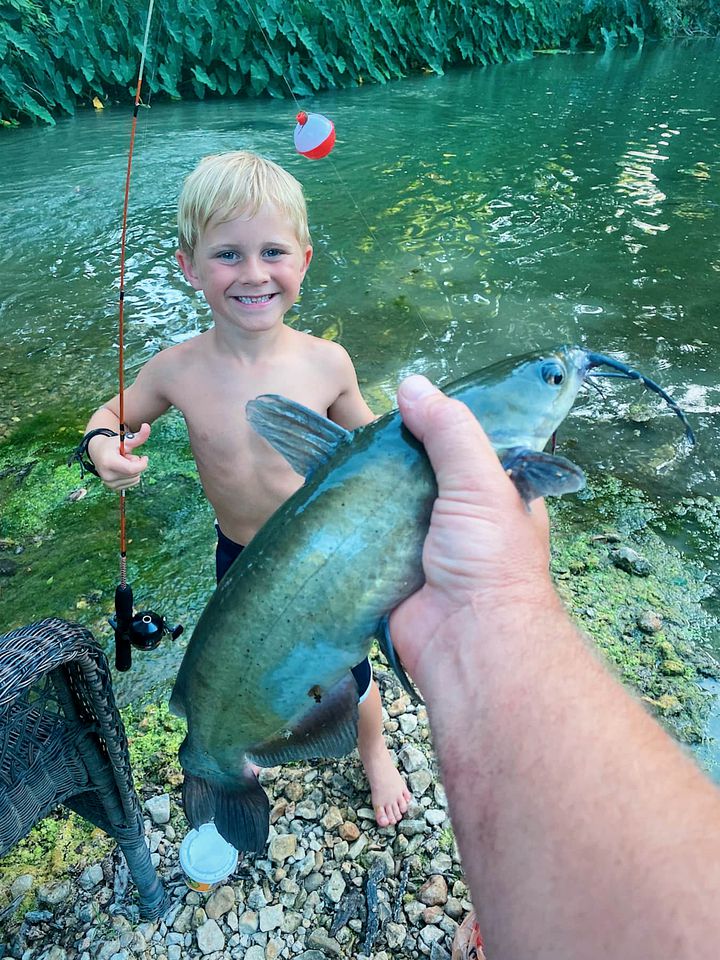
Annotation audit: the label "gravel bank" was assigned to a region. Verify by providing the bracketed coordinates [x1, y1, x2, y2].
[2, 665, 471, 960]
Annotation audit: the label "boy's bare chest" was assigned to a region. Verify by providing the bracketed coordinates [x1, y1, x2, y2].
[167, 361, 332, 456]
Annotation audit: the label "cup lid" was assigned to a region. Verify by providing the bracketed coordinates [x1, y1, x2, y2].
[179, 822, 238, 884]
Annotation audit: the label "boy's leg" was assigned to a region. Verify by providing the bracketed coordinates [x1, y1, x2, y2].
[356, 679, 412, 827]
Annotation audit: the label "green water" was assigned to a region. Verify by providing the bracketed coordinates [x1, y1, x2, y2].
[1, 40, 719, 706]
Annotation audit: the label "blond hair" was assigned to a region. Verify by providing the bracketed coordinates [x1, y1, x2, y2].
[177, 151, 310, 256]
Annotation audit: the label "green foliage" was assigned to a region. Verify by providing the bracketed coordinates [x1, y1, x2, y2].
[438, 825, 455, 852]
[123, 698, 185, 789]
[1, 0, 718, 126]
[676, 0, 720, 32]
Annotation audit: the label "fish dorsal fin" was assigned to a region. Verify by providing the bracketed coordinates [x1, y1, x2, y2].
[247, 673, 359, 766]
[246, 394, 352, 480]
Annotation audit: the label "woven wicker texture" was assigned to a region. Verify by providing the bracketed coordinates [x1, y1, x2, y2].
[0, 618, 167, 919]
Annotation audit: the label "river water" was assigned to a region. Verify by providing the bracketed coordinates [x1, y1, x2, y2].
[1, 40, 719, 713]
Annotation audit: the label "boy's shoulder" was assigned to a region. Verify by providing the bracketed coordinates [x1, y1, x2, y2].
[134, 331, 212, 398]
[288, 327, 352, 368]
[142, 330, 211, 373]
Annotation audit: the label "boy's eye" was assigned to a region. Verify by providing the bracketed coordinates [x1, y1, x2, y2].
[263, 248, 284, 259]
[218, 251, 239, 262]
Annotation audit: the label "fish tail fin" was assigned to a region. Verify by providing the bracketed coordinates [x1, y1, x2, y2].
[215, 768, 270, 854]
[180, 760, 270, 854]
[182, 771, 217, 827]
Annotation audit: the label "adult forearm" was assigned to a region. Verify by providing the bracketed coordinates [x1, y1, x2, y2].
[419, 590, 720, 960]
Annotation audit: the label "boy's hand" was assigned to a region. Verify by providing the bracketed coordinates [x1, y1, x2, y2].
[88, 423, 151, 491]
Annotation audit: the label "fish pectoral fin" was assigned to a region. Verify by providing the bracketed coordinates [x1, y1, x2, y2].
[246, 394, 352, 480]
[377, 616, 422, 705]
[500, 447, 586, 505]
[181, 763, 270, 854]
[248, 673, 359, 765]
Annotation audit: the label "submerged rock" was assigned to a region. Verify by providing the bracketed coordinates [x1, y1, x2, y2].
[611, 545, 652, 576]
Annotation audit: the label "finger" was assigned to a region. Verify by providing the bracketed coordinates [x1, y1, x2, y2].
[107, 476, 141, 492]
[105, 458, 147, 488]
[122, 422, 151, 454]
[115, 455, 148, 475]
[397, 376, 516, 504]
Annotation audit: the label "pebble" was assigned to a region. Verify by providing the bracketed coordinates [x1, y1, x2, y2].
[418, 875, 448, 906]
[409, 768, 434, 796]
[338, 821, 360, 842]
[321, 807, 343, 830]
[36, 881, 71, 908]
[269, 832, 298, 863]
[144, 794, 171, 825]
[77, 864, 104, 891]
[306, 929, 342, 956]
[611, 546, 651, 577]
[398, 714, 418, 734]
[324, 870, 346, 904]
[398, 744, 428, 773]
[238, 910, 259, 935]
[259, 905, 284, 932]
[205, 886, 235, 920]
[10, 875, 33, 899]
[196, 918, 225, 953]
[637, 611, 663, 634]
[0, 669, 465, 960]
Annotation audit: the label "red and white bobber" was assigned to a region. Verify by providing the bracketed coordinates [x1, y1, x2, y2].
[294, 111, 336, 159]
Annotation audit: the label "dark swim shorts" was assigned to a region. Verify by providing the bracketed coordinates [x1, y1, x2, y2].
[215, 524, 373, 702]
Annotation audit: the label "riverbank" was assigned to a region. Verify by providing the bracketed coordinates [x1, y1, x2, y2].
[1, 474, 719, 957]
[1, 666, 468, 960]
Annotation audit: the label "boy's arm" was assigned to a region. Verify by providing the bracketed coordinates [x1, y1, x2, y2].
[82, 356, 173, 491]
[325, 344, 376, 430]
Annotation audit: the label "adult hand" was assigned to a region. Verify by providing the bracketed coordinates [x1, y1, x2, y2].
[88, 422, 151, 492]
[389, 375, 553, 685]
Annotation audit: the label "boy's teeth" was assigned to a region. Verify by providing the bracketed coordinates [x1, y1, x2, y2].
[237, 294, 272, 304]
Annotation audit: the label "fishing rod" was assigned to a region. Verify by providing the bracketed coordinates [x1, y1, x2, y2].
[107, 0, 182, 670]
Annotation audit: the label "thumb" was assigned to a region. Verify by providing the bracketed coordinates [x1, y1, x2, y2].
[397, 375, 510, 500]
[123, 422, 151, 455]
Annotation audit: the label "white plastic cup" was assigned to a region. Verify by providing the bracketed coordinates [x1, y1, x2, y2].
[179, 822, 239, 893]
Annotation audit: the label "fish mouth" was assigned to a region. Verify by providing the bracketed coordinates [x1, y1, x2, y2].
[583, 350, 695, 445]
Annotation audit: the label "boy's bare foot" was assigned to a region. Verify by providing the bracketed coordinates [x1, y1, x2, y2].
[360, 739, 412, 827]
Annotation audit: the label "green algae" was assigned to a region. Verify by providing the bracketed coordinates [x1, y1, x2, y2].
[549, 476, 720, 746]
[0, 409, 216, 701]
[124, 700, 186, 791]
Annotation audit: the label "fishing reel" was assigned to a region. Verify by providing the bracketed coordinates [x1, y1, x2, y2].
[111, 583, 183, 672]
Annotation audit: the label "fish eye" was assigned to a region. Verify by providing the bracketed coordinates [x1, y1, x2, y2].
[541, 361, 565, 386]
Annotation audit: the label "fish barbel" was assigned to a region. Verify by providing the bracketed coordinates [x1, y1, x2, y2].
[169, 346, 693, 852]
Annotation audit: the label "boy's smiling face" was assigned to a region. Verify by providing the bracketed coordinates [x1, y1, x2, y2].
[176, 202, 312, 333]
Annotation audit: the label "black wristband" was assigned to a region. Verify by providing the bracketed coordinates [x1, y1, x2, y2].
[68, 428, 119, 479]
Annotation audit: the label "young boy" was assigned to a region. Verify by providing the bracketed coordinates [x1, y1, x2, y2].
[82, 151, 411, 828]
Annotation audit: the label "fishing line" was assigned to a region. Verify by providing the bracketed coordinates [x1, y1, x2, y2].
[245, 1, 441, 351]
[111, 0, 182, 671]
[117, 0, 156, 589]
[136, 0, 163, 154]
